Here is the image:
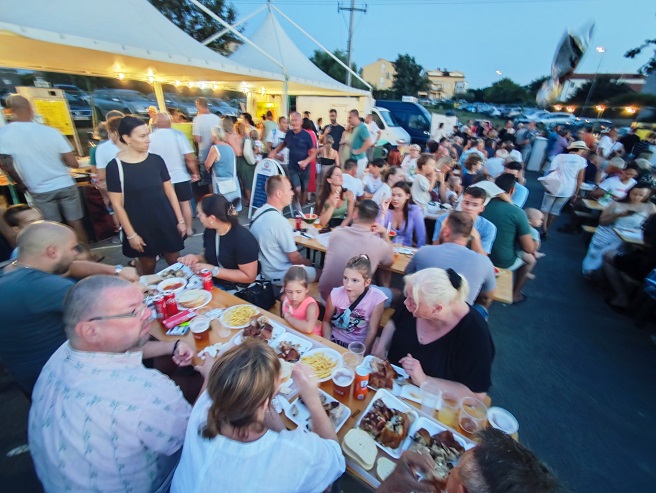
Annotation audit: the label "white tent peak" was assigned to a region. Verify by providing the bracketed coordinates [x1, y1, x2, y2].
[229, 9, 369, 95]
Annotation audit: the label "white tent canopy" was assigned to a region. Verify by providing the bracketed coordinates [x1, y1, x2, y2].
[0, 0, 281, 87]
[229, 10, 370, 97]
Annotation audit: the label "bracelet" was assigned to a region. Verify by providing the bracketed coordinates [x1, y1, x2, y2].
[172, 339, 181, 355]
[177, 220, 185, 225]
[126, 233, 138, 240]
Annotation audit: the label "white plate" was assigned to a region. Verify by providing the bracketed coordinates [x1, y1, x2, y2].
[176, 289, 212, 310]
[220, 304, 260, 329]
[362, 355, 409, 396]
[399, 384, 424, 405]
[300, 347, 343, 382]
[273, 333, 313, 362]
[407, 416, 474, 458]
[157, 277, 188, 294]
[283, 389, 351, 433]
[156, 262, 193, 280]
[232, 319, 286, 345]
[356, 388, 418, 459]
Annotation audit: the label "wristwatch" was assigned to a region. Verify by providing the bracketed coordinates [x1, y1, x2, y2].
[211, 266, 220, 277]
[114, 264, 124, 276]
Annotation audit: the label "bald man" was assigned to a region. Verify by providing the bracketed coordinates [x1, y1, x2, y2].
[0, 95, 88, 244]
[149, 112, 199, 235]
[0, 221, 80, 394]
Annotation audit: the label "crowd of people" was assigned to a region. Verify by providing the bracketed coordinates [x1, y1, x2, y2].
[3, 93, 655, 491]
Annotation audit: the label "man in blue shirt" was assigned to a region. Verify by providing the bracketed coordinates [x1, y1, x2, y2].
[349, 109, 372, 178]
[432, 186, 497, 255]
[269, 111, 316, 206]
[503, 161, 529, 208]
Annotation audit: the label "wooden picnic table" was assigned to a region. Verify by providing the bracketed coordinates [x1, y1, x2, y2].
[582, 198, 607, 211]
[613, 227, 645, 247]
[150, 288, 489, 490]
[290, 219, 515, 305]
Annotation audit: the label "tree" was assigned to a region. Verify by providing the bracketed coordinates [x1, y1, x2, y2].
[625, 38, 656, 75]
[309, 49, 367, 89]
[149, 0, 240, 55]
[567, 76, 633, 104]
[483, 78, 528, 104]
[391, 54, 429, 98]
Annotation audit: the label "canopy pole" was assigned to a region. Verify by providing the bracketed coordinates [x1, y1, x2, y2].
[202, 5, 267, 45]
[153, 81, 166, 113]
[271, 6, 372, 90]
[282, 77, 289, 116]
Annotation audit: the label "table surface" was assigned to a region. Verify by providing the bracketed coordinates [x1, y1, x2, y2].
[613, 227, 645, 246]
[582, 198, 607, 211]
[290, 219, 514, 305]
[150, 288, 486, 490]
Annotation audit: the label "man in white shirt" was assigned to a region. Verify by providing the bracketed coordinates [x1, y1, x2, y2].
[597, 128, 623, 159]
[249, 175, 317, 291]
[29, 275, 195, 493]
[0, 95, 88, 244]
[342, 159, 365, 198]
[365, 113, 381, 161]
[267, 116, 290, 170]
[192, 97, 220, 192]
[149, 113, 200, 236]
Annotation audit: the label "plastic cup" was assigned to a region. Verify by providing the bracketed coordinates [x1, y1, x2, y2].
[346, 341, 365, 367]
[190, 315, 211, 349]
[211, 318, 231, 338]
[420, 381, 443, 414]
[458, 396, 488, 435]
[438, 398, 459, 429]
[331, 365, 355, 399]
[487, 407, 519, 439]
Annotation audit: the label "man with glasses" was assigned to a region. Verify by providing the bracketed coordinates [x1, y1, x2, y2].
[29, 275, 195, 493]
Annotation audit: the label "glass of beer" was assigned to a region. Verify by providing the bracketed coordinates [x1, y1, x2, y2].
[331, 366, 355, 400]
[346, 342, 366, 367]
[438, 398, 459, 429]
[190, 316, 211, 349]
[458, 396, 488, 435]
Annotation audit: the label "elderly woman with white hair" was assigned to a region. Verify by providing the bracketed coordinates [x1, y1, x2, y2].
[205, 123, 242, 211]
[372, 268, 495, 400]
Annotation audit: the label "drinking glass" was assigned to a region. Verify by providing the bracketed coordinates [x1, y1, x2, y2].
[458, 396, 488, 435]
[347, 342, 366, 367]
[190, 316, 211, 350]
[420, 381, 443, 414]
[438, 398, 459, 429]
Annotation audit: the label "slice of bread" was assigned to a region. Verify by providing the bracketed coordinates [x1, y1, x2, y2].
[376, 457, 396, 481]
[342, 429, 377, 470]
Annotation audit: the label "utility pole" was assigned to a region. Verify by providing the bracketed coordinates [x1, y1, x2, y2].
[338, 1, 367, 86]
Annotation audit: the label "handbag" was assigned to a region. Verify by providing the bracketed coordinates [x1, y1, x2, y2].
[235, 276, 276, 310]
[211, 145, 238, 195]
[538, 168, 564, 196]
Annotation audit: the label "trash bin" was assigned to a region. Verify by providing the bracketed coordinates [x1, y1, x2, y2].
[527, 137, 547, 172]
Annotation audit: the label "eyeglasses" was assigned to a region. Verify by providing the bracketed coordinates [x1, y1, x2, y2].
[87, 303, 149, 322]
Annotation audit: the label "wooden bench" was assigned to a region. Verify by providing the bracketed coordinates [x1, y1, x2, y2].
[581, 225, 597, 234]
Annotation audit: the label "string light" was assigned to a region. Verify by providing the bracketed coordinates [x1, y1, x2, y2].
[117, 73, 125, 80]
[565, 106, 575, 113]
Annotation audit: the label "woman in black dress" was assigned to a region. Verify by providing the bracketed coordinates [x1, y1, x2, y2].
[107, 116, 186, 274]
[372, 267, 495, 402]
[178, 194, 258, 291]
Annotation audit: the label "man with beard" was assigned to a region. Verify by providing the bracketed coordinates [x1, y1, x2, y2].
[29, 275, 194, 493]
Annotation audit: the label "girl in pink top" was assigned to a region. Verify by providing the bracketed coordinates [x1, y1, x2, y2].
[323, 255, 387, 353]
[281, 266, 321, 335]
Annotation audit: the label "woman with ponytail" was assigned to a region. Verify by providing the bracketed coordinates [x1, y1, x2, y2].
[372, 267, 495, 401]
[170, 340, 345, 492]
[178, 193, 258, 290]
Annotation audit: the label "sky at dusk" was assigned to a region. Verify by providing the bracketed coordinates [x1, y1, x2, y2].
[237, 0, 656, 89]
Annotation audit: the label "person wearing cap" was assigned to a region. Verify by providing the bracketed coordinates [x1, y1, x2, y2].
[539, 140, 589, 237]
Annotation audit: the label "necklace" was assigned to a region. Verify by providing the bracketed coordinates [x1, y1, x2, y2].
[10, 260, 34, 270]
[218, 224, 233, 236]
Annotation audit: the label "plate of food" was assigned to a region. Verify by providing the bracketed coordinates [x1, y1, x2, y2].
[407, 416, 473, 485]
[300, 347, 343, 382]
[176, 289, 212, 309]
[157, 262, 193, 280]
[273, 333, 313, 363]
[362, 356, 411, 395]
[157, 277, 187, 294]
[220, 304, 260, 329]
[284, 389, 351, 433]
[232, 316, 285, 344]
[357, 388, 418, 459]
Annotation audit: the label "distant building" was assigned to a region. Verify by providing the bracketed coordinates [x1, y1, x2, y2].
[420, 69, 467, 101]
[361, 59, 396, 90]
[559, 73, 646, 101]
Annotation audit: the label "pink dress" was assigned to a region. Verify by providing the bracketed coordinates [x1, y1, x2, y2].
[282, 296, 322, 335]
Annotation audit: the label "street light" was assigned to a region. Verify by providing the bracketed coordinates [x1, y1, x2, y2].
[582, 46, 606, 117]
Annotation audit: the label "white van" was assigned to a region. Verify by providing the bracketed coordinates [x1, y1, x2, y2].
[371, 107, 411, 146]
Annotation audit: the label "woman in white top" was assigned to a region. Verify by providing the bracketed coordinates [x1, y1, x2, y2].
[372, 166, 404, 206]
[540, 141, 589, 237]
[400, 144, 421, 181]
[582, 183, 656, 276]
[171, 340, 345, 493]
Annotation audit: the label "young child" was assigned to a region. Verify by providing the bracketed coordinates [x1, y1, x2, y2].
[445, 174, 462, 206]
[281, 266, 321, 335]
[362, 158, 385, 199]
[323, 255, 387, 352]
[522, 208, 546, 279]
[249, 129, 263, 162]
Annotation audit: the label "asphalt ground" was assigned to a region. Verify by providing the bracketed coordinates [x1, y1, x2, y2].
[1, 174, 655, 492]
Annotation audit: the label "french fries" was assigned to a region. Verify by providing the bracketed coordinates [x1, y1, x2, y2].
[224, 305, 258, 327]
[301, 352, 338, 380]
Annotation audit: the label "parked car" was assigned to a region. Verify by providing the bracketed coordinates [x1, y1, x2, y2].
[371, 107, 411, 146]
[205, 97, 239, 117]
[63, 91, 92, 126]
[90, 89, 155, 120]
[536, 112, 576, 125]
[148, 93, 198, 118]
[55, 84, 90, 102]
[376, 100, 434, 147]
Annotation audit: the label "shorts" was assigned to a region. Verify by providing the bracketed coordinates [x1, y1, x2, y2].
[506, 256, 526, 272]
[173, 181, 193, 202]
[288, 167, 310, 192]
[540, 193, 570, 216]
[30, 184, 84, 222]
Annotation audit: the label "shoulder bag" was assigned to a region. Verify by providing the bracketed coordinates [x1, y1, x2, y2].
[537, 166, 564, 196]
[243, 137, 257, 165]
[331, 287, 370, 330]
[211, 145, 238, 195]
